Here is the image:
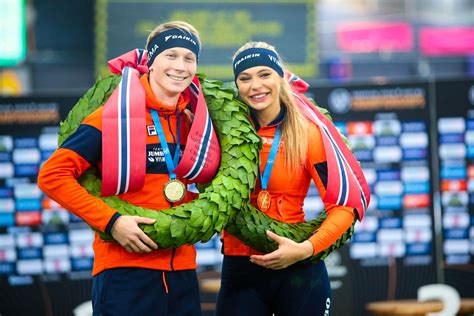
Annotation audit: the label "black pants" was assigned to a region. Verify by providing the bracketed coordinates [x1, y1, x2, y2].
[92, 267, 201, 316]
[216, 256, 331, 316]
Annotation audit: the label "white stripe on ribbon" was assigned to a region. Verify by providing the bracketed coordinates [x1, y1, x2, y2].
[184, 110, 212, 179]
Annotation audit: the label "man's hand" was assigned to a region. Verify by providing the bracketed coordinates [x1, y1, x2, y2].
[110, 216, 158, 253]
[250, 231, 314, 270]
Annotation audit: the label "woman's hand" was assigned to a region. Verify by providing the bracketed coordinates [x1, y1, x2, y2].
[249, 231, 314, 270]
[111, 215, 158, 253]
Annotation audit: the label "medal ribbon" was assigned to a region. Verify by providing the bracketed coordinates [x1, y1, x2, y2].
[259, 125, 282, 190]
[150, 109, 181, 179]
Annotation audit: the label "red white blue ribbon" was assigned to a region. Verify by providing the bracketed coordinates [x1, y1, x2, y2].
[101, 49, 220, 196]
[287, 72, 370, 219]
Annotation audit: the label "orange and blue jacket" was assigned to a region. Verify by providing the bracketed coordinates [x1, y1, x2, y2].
[222, 107, 356, 257]
[38, 74, 198, 276]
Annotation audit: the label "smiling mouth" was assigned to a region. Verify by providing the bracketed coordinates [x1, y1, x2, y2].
[167, 74, 188, 81]
[249, 92, 270, 100]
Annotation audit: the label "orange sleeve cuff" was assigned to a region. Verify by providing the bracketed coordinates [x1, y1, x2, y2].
[38, 148, 118, 233]
[308, 206, 355, 256]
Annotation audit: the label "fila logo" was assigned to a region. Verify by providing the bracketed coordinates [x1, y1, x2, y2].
[147, 125, 157, 136]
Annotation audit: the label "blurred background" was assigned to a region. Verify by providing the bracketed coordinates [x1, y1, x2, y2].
[1, 0, 473, 315]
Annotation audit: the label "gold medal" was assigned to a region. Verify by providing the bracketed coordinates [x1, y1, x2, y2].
[257, 190, 271, 212]
[163, 179, 186, 203]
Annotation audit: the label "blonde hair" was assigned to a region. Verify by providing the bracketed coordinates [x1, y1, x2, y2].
[233, 41, 309, 170]
[146, 21, 201, 48]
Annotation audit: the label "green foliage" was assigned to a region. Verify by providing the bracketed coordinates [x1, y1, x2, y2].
[59, 74, 355, 260]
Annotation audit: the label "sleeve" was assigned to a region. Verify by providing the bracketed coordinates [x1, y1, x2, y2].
[37, 109, 120, 233]
[305, 124, 355, 255]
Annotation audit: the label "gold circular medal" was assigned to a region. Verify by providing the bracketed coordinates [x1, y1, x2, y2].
[163, 179, 186, 203]
[257, 190, 271, 212]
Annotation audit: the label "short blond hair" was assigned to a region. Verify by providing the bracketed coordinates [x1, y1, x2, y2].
[146, 21, 201, 48]
[233, 41, 309, 170]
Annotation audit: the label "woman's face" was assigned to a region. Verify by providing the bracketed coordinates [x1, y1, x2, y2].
[149, 47, 197, 99]
[236, 66, 281, 114]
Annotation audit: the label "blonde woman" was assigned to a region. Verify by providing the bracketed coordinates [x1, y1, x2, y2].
[216, 42, 366, 315]
[39, 21, 205, 315]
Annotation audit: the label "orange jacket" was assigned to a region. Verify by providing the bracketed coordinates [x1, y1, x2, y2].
[222, 108, 355, 256]
[38, 74, 198, 275]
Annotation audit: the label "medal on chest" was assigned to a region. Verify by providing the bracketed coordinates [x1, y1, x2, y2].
[163, 179, 186, 203]
[150, 109, 186, 203]
[257, 125, 282, 212]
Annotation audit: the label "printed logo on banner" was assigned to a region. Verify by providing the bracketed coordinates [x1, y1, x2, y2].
[18, 247, 42, 260]
[403, 148, 428, 160]
[15, 198, 41, 212]
[406, 243, 431, 255]
[14, 164, 39, 177]
[438, 117, 465, 134]
[347, 121, 373, 135]
[353, 150, 373, 161]
[439, 133, 465, 144]
[403, 214, 432, 228]
[353, 232, 376, 242]
[443, 212, 469, 228]
[354, 216, 378, 232]
[406, 228, 432, 243]
[375, 136, 399, 147]
[0, 136, 13, 152]
[0, 214, 15, 227]
[44, 258, 71, 274]
[0, 234, 15, 248]
[377, 229, 404, 242]
[0, 163, 14, 179]
[400, 133, 428, 148]
[17, 259, 43, 275]
[444, 228, 468, 239]
[14, 138, 38, 148]
[43, 244, 69, 258]
[439, 144, 466, 160]
[350, 243, 377, 259]
[375, 181, 403, 196]
[380, 217, 402, 229]
[373, 146, 402, 163]
[16, 232, 43, 248]
[442, 192, 468, 208]
[14, 184, 41, 199]
[441, 165, 467, 180]
[69, 229, 95, 244]
[12, 149, 41, 164]
[401, 166, 430, 182]
[71, 258, 93, 271]
[42, 210, 69, 226]
[328, 88, 352, 114]
[38, 134, 58, 150]
[377, 195, 403, 210]
[0, 248, 16, 262]
[348, 135, 375, 150]
[15, 212, 41, 226]
[441, 180, 467, 192]
[0, 262, 15, 275]
[403, 194, 430, 208]
[44, 232, 68, 245]
[378, 243, 405, 257]
[70, 244, 94, 258]
[402, 121, 426, 133]
[0, 199, 14, 213]
[334, 122, 347, 136]
[374, 120, 401, 137]
[446, 255, 470, 265]
[362, 168, 376, 185]
[405, 182, 430, 194]
[376, 170, 400, 181]
[0, 152, 11, 162]
[444, 239, 469, 255]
